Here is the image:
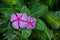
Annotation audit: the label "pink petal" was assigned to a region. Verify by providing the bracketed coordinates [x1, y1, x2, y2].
[26, 17, 36, 29]
[16, 13, 23, 17]
[26, 24, 35, 29]
[29, 17, 36, 27]
[12, 21, 19, 29]
[27, 16, 31, 21]
[11, 14, 17, 21]
[21, 13, 28, 21]
[19, 21, 27, 28]
[31, 18, 36, 27]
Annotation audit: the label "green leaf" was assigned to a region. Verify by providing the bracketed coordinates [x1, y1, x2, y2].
[44, 11, 60, 29]
[0, 2, 9, 8]
[21, 29, 32, 39]
[55, 11, 60, 18]
[0, 21, 6, 25]
[0, 21, 7, 33]
[29, 0, 40, 7]
[30, 4, 48, 17]
[4, 0, 19, 6]
[0, 22, 14, 33]
[46, 0, 55, 7]
[19, 0, 25, 5]
[21, 6, 31, 16]
[36, 19, 47, 30]
[7, 22, 14, 32]
[3, 31, 18, 40]
[53, 30, 60, 40]
[30, 30, 48, 40]
[44, 29, 54, 40]
[3, 8, 14, 20]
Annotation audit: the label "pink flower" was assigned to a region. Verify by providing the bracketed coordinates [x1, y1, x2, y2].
[11, 13, 28, 29]
[26, 16, 36, 29]
[11, 13, 36, 29]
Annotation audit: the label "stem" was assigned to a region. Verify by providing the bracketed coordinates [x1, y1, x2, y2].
[19, 29, 22, 40]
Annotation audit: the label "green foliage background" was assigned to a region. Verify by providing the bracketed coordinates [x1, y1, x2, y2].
[0, 0, 60, 40]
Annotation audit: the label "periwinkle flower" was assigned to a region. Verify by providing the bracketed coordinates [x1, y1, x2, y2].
[26, 16, 36, 29]
[10, 13, 36, 29]
[11, 13, 28, 29]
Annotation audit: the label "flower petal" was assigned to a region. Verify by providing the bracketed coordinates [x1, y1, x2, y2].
[26, 17, 36, 29]
[12, 21, 19, 29]
[11, 14, 17, 21]
[16, 13, 23, 17]
[19, 21, 27, 28]
[21, 13, 28, 21]
[27, 16, 31, 21]
[31, 18, 36, 27]
[26, 24, 35, 29]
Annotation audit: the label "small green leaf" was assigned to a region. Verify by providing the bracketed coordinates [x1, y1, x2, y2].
[21, 6, 31, 15]
[44, 29, 54, 40]
[36, 19, 47, 30]
[21, 29, 32, 39]
[30, 4, 48, 17]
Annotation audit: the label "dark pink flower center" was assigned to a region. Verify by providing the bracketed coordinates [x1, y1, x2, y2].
[16, 17, 21, 22]
[27, 21, 33, 25]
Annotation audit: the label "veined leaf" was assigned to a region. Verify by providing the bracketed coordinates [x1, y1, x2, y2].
[36, 19, 47, 30]
[21, 6, 31, 15]
[21, 29, 32, 39]
[30, 4, 48, 17]
[44, 29, 54, 40]
[29, 0, 40, 7]
[45, 11, 60, 29]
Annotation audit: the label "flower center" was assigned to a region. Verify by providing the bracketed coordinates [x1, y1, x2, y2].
[16, 17, 21, 22]
[27, 21, 33, 25]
